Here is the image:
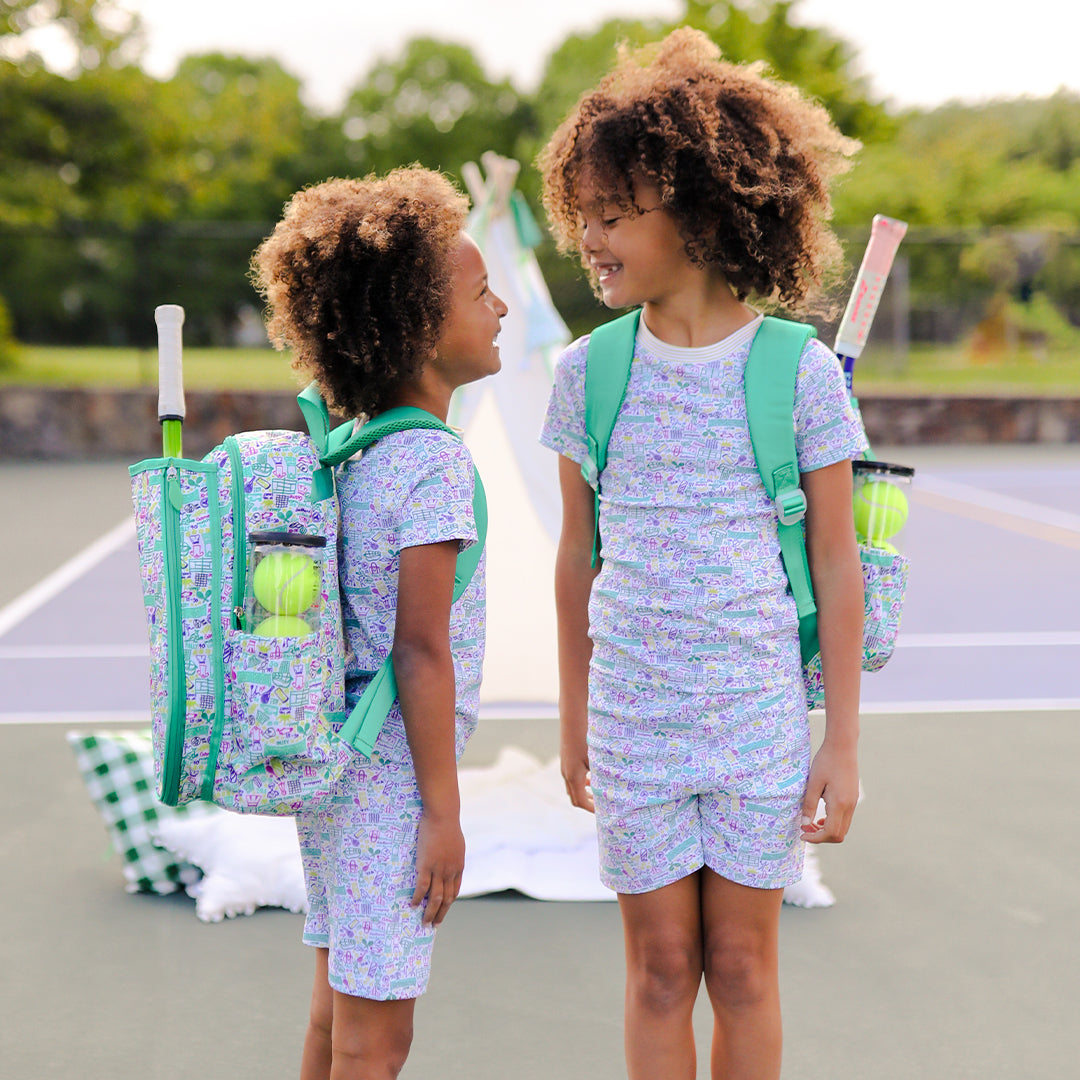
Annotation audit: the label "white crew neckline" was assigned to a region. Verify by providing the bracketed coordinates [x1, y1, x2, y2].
[637, 311, 763, 363]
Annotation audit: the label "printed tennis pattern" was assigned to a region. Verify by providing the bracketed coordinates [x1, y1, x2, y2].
[130, 430, 352, 815]
[541, 332, 867, 891]
[803, 544, 910, 709]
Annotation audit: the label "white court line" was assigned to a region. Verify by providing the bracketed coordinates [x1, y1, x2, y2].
[915, 474, 1080, 534]
[0, 710, 150, 727]
[856, 698, 1080, 715]
[6, 699, 1078, 727]
[0, 644, 149, 660]
[0, 517, 136, 639]
[4, 632, 1077, 662]
[896, 631, 1080, 648]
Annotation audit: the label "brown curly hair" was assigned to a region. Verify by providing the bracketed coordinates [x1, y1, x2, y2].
[538, 27, 859, 315]
[251, 168, 469, 418]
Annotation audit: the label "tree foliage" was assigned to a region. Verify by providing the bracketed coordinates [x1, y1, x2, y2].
[0, 0, 1077, 348]
[340, 37, 535, 185]
[0, 0, 143, 73]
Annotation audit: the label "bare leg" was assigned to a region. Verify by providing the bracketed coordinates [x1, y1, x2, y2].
[619, 873, 705, 1080]
[300, 948, 334, 1080]
[329, 990, 416, 1080]
[700, 870, 784, 1080]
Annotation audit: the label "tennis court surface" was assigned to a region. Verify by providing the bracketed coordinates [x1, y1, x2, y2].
[2, 442, 1077, 1078]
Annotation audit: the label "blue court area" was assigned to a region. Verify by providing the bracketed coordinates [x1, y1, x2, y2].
[2, 447, 1078, 722]
[2, 447, 1078, 1080]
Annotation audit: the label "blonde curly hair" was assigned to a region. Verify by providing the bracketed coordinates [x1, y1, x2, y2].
[251, 168, 469, 418]
[538, 27, 859, 314]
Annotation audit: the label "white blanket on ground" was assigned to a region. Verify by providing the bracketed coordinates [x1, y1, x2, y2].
[152, 746, 836, 921]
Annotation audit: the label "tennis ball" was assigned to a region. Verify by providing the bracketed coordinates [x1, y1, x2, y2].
[252, 551, 319, 616]
[852, 480, 908, 541]
[254, 614, 312, 638]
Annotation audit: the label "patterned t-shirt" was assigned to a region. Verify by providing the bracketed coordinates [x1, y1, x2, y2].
[540, 316, 868, 716]
[336, 426, 484, 759]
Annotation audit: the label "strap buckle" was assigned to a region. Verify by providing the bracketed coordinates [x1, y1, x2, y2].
[774, 486, 807, 526]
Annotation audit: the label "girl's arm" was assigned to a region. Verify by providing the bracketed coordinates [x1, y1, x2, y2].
[801, 458, 864, 844]
[394, 538, 465, 925]
[555, 454, 602, 812]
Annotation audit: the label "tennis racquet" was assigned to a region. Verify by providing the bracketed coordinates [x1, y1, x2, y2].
[834, 214, 908, 394]
[155, 304, 185, 458]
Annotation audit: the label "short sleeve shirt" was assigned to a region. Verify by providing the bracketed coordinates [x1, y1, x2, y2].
[337, 427, 484, 757]
[540, 316, 868, 714]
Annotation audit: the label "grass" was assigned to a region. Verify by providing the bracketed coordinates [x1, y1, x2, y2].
[0, 345, 303, 391]
[1, 341, 1079, 396]
[852, 342, 1080, 396]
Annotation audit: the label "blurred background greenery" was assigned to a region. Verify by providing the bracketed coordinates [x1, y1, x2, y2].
[2, 0, 1078, 393]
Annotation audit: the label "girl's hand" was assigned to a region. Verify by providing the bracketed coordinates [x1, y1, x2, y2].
[800, 740, 859, 844]
[561, 733, 595, 813]
[411, 809, 465, 926]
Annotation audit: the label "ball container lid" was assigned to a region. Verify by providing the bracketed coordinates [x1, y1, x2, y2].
[852, 459, 915, 481]
[248, 531, 327, 548]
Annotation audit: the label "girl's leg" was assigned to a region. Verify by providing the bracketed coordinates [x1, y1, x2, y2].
[619, 872, 705, 1080]
[300, 948, 334, 1080]
[700, 870, 784, 1080]
[328, 991, 416, 1080]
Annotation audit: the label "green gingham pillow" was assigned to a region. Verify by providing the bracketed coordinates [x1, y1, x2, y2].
[67, 730, 215, 895]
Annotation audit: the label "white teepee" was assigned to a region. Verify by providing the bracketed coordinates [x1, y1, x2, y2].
[453, 153, 571, 709]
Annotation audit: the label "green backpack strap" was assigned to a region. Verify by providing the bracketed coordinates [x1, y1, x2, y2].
[297, 387, 487, 757]
[583, 309, 642, 567]
[744, 317, 820, 664]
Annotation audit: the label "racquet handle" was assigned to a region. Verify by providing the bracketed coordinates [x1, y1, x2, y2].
[155, 304, 186, 422]
[834, 215, 908, 364]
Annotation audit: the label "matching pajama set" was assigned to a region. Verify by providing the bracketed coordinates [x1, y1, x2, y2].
[295, 428, 484, 1000]
[540, 315, 868, 894]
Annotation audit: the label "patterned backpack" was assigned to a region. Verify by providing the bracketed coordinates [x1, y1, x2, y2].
[582, 310, 910, 709]
[130, 385, 486, 815]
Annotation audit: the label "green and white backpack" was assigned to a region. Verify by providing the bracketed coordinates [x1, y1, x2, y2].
[130, 385, 486, 815]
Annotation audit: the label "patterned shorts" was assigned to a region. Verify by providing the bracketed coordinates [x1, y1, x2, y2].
[296, 741, 434, 1001]
[588, 685, 811, 894]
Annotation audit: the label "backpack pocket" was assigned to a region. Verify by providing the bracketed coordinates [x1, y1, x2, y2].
[226, 623, 335, 775]
[131, 457, 226, 805]
[803, 545, 910, 709]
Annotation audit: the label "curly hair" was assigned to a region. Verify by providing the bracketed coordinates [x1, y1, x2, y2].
[538, 27, 860, 315]
[251, 168, 469, 418]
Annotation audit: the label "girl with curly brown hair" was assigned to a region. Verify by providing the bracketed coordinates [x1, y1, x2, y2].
[252, 167, 506, 1080]
[539, 28, 866, 1079]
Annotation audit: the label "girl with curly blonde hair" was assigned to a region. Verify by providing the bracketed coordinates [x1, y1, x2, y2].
[539, 28, 865, 1079]
[253, 166, 506, 1080]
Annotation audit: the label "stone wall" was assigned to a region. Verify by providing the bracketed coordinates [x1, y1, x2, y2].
[2, 386, 1078, 460]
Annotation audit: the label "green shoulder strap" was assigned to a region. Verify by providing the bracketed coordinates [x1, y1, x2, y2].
[743, 317, 820, 664]
[583, 309, 642, 566]
[297, 387, 487, 756]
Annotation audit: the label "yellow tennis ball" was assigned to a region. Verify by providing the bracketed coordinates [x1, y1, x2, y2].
[853, 480, 908, 541]
[252, 551, 319, 616]
[254, 614, 312, 638]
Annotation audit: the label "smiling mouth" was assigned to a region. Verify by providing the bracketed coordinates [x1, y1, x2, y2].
[594, 263, 621, 283]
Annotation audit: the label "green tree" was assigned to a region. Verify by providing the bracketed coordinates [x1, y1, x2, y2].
[0, 0, 143, 73]
[340, 37, 535, 186]
[682, 0, 893, 142]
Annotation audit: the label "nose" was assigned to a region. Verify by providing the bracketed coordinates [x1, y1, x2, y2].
[493, 290, 508, 318]
[580, 218, 605, 253]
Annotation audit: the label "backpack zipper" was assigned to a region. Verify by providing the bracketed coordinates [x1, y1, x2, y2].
[223, 436, 247, 629]
[160, 466, 185, 805]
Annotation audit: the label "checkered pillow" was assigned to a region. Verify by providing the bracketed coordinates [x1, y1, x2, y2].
[67, 730, 215, 895]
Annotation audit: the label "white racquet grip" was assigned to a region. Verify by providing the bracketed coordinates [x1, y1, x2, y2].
[834, 215, 908, 360]
[155, 304, 186, 420]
